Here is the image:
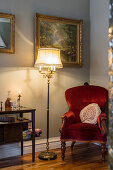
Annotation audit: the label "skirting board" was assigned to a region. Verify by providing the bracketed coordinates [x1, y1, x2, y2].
[23, 136, 72, 153]
[26, 137, 107, 153]
[0, 136, 107, 159]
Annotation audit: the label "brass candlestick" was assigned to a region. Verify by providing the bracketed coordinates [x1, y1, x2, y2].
[17, 94, 21, 108]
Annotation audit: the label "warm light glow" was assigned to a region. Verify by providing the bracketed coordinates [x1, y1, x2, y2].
[109, 27, 112, 34]
[39, 66, 42, 71]
[19, 88, 20, 95]
[34, 48, 63, 69]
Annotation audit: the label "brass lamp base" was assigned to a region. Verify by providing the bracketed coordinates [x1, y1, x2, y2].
[38, 151, 57, 160]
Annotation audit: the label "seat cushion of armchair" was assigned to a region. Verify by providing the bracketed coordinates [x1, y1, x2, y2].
[61, 123, 107, 142]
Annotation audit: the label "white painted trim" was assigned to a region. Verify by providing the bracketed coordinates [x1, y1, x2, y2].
[23, 136, 72, 154]
[23, 136, 60, 147]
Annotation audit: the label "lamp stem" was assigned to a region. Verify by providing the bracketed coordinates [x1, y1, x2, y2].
[46, 79, 50, 152]
[38, 70, 57, 160]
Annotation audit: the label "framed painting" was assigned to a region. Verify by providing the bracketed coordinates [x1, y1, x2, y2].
[0, 13, 15, 53]
[35, 13, 83, 67]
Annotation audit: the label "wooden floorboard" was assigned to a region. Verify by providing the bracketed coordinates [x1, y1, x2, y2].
[0, 143, 108, 170]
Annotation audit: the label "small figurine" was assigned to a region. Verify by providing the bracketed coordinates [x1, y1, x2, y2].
[5, 91, 11, 110]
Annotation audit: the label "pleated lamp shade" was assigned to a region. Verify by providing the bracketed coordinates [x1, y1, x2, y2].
[34, 48, 63, 69]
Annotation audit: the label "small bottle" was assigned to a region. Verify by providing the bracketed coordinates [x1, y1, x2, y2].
[5, 91, 11, 110]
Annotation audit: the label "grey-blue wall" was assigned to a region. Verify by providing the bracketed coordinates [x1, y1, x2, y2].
[0, 0, 90, 138]
[90, 0, 109, 88]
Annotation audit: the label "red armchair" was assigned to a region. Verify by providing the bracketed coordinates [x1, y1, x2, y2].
[60, 85, 108, 161]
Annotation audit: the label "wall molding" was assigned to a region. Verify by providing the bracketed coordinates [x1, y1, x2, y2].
[23, 136, 72, 153]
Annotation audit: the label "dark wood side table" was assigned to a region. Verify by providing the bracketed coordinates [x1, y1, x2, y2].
[0, 107, 36, 162]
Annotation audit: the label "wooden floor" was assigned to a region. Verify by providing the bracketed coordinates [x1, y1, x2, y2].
[0, 143, 108, 170]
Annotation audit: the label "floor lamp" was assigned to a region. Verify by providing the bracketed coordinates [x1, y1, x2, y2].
[34, 48, 63, 160]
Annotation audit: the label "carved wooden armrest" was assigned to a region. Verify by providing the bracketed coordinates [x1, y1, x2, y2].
[101, 119, 107, 135]
[98, 113, 107, 136]
[59, 116, 65, 133]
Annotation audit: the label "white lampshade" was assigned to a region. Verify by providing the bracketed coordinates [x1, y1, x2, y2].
[34, 48, 63, 69]
[0, 35, 6, 48]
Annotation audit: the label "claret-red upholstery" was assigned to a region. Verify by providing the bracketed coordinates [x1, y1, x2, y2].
[60, 85, 108, 161]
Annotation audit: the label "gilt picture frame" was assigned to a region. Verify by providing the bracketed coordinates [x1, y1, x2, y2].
[35, 13, 83, 67]
[0, 13, 15, 53]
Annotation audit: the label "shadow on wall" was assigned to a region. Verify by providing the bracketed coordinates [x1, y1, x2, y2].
[54, 67, 89, 89]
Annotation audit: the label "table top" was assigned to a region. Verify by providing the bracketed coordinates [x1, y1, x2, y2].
[0, 119, 32, 125]
[0, 106, 36, 114]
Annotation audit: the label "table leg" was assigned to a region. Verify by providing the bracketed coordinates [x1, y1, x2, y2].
[21, 137, 23, 156]
[21, 125, 23, 156]
[32, 110, 35, 162]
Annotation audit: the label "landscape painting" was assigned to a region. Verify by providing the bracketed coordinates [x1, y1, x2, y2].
[35, 14, 83, 66]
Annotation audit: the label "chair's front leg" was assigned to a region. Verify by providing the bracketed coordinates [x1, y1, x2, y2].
[61, 141, 66, 160]
[101, 143, 106, 162]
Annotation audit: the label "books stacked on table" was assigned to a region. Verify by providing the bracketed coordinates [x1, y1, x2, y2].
[23, 128, 42, 140]
[0, 115, 16, 122]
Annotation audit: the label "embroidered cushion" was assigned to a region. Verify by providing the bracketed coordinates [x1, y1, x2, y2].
[80, 103, 101, 124]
